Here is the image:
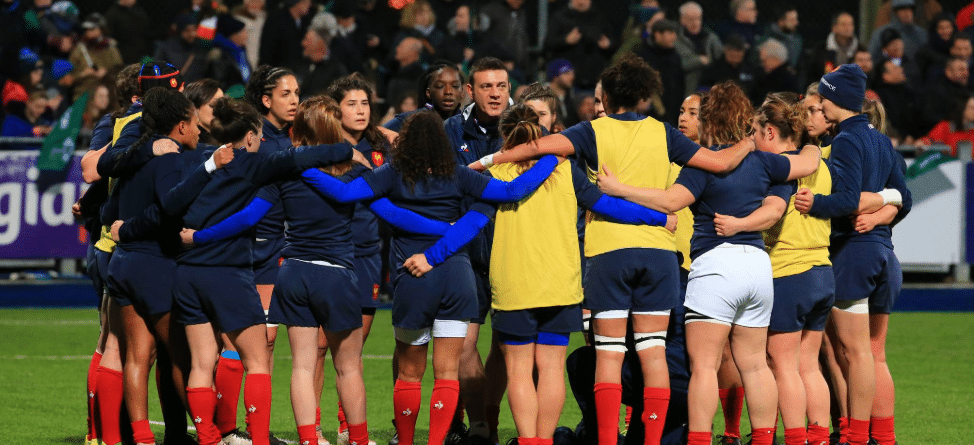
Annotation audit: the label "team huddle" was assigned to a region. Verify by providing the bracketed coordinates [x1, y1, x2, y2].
[75, 54, 910, 445]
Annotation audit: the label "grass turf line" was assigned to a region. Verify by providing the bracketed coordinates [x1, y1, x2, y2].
[0, 309, 970, 444]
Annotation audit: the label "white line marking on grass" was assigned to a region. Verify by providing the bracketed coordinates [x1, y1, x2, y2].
[0, 319, 98, 326]
[0, 354, 397, 360]
[148, 421, 298, 444]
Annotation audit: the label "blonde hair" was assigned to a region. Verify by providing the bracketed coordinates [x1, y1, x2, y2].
[755, 93, 808, 146]
[862, 94, 890, 136]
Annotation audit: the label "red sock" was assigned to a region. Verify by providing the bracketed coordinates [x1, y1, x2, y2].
[749, 427, 775, 445]
[298, 424, 318, 445]
[187, 387, 222, 445]
[594, 382, 623, 445]
[86, 351, 102, 441]
[687, 431, 711, 445]
[642, 387, 669, 445]
[624, 405, 633, 428]
[721, 387, 744, 438]
[131, 419, 155, 444]
[486, 404, 500, 436]
[807, 424, 830, 445]
[244, 373, 273, 445]
[348, 421, 369, 445]
[214, 355, 244, 435]
[871, 416, 895, 445]
[847, 418, 870, 445]
[95, 366, 124, 445]
[338, 400, 349, 433]
[783, 427, 805, 445]
[316, 407, 322, 431]
[538, 438, 553, 445]
[519, 438, 538, 445]
[393, 380, 422, 445]
[428, 379, 461, 445]
[838, 417, 849, 443]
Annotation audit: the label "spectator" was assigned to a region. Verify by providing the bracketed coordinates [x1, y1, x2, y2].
[1, 90, 54, 150]
[947, 34, 974, 84]
[0, 0, 30, 80]
[699, 34, 757, 95]
[765, 5, 802, 68]
[918, 95, 974, 155]
[675, 1, 722, 97]
[878, 28, 923, 88]
[442, 4, 493, 66]
[390, 0, 446, 62]
[386, 37, 426, 109]
[232, 0, 266, 69]
[875, 0, 942, 30]
[544, 0, 614, 89]
[809, 12, 859, 79]
[207, 15, 252, 87]
[575, 93, 596, 122]
[296, 12, 349, 99]
[752, 38, 799, 104]
[915, 13, 956, 84]
[33, 0, 78, 59]
[69, 13, 123, 101]
[2, 50, 44, 111]
[919, 57, 972, 133]
[482, 0, 531, 71]
[154, 14, 209, 84]
[715, 0, 762, 49]
[104, 0, 150, 64]
[545, 59, 579, 127]
[259, 0, 313, 71]
[869, 0, 927, 62]
[855, 45, 876, 84]
[82, 83, 112, 132]
[614, 1, 665, 64]
[637, 19, 685, 125]
[873, 57, 919, 139]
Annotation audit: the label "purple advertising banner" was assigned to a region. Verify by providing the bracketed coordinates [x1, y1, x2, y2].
[0, 151, 89, 258]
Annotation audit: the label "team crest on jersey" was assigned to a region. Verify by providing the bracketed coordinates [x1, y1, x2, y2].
[372, 151, 384, 166]
[372, 284, 380, 301]
[170, 78, 178, 88]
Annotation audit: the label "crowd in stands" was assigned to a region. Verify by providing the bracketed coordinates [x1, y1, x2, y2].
[3, 0, 974, 154]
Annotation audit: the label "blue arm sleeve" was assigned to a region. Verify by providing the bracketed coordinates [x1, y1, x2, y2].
[423, 208, 491, 266]
[368, 198, 451, 236]
[193, 197, 273, 245]
[302, 168, 376, 203]
[589, 195, 669, 226]
[479, 155, 558, 202]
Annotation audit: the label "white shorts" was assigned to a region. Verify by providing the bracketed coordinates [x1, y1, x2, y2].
[684, 243, 775, 328]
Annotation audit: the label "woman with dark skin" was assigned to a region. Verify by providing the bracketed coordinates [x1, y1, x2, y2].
[384, 61, 463, 131]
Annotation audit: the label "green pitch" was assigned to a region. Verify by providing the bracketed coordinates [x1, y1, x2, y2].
[0, 309, 970, 444]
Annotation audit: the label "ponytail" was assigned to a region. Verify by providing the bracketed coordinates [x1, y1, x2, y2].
[209, 97, 262, 145]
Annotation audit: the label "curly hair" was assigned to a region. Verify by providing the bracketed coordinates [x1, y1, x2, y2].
[699, 81, 753, 145]
[327, 73, 389, 156]
[599, 53, 662, 111]
[291, 95, 354, 176]
[392, 110, 456, 192]
[245, 65, 295, 115]
[755, 92, 808, 147]
[111, 63, 142, 119]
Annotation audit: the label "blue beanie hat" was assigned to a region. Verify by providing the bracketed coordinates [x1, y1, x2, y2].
[51, 59, 73, 81]
[546, 59, 573, 82]
[818, 64, 867, 112]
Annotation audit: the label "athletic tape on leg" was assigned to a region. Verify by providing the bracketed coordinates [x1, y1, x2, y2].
[594, 335, 627, 353]
[633, 330, 667, 351]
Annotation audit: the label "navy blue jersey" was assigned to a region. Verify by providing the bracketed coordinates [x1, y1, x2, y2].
[676, 148, 795, 259]
[361, 163, 491, 265]
[560, 112, 701, 170]
[808, 115, 912, 247]
[254, 118, 291, 241]
[264, 165, 369, 268]
[89, 113, 114, 151]
[350, 138, 385, 256]
[177, 143, 353, 267]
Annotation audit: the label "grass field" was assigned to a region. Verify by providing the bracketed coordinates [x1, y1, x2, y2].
[0, 309, 971, 444]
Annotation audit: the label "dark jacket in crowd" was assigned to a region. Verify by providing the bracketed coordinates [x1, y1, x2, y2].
[297, 58, 350, 100]
[259, 7, 310, 71]
[105, 3, 151, 64]
[752, 64, 800, 105]
[698, 55, 758, 95]
[919, 73, 972, 134]
[482, 0, 532, 70]
[637, 41, 685, 125]
[544, 5, 614, 89]
[154, 37, 209, 85]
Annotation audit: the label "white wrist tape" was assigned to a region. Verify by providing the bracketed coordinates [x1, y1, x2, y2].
[479, 153, 495, 168]
[204, 156, 218, 173]
[878, 188, 902, 206]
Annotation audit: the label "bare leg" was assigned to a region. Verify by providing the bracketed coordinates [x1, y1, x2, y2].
[729, 324, 778, 430]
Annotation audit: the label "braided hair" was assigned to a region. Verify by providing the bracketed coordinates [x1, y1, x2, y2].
[245, 65, 296, 115]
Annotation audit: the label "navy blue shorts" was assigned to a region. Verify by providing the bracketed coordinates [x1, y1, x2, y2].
[392, 254, 478, 330]
[253, 237, 284, 285]
[583, 248, 680, 313]
[353, 253, 383, 310]
[472, 266, 491, 324]
[268, 259, 362, 332]
[770, 266, 835, 332]
[832, 242, 903, 314]
[105, 247, 174, 317]
[87, 247, 112, 298]
[492, 304, 583, 339]
[174, 264, 266, 333]
[579, 239, 587, 280]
